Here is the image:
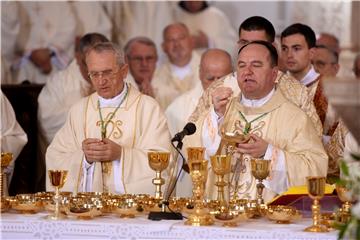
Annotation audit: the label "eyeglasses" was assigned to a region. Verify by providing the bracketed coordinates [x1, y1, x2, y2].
[128, 56, 157, 64]
[88, 67, 120, 80]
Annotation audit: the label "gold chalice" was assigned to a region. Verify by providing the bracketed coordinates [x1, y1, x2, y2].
[185, 160, 214, 226]
[210, 155, 231, 218]
[187, 147, 205, 163]
[148, 152, 170, 199]
[304, 176, 328, 232]
[46, 170, 68, 220]
[1, 152, 13, 197]
[250, 158, 270, 205]
[218, 131, 250, 155]
[336, 184, 355, 224]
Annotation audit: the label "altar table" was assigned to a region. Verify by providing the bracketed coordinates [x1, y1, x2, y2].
[1, 211, 338, 240]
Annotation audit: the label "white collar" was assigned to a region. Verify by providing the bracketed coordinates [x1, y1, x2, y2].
[300, 65, 319, 86]
[241, 88, 275, 107]
[98, 83, 128, 108]
[170, 61, 192, 80]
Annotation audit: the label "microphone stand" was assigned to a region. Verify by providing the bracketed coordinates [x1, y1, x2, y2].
[148, 140, 185, 221]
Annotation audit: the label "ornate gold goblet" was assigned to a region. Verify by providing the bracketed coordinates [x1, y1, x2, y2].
[1, 152, 13, 197]
[304, 176, 328, 232]
[336, 184, 354, 224]
[46, 170, 68, 220]
[187, 147, 205, 163]
[185, 160, 214, 226]
[148, 152, 170, 199]
[250, 159, 270, 205]
[219, 132, 250, 199]
[210, 155, 231, 216]
[219, 132, 250, 155]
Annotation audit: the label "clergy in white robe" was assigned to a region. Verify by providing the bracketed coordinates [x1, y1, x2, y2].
[165, 48, 233, 197]
[173, 1, 237, 59]
[38, 33, 109, 146]
[281, 23, 338, 142]
[166, 49, 233, 136]
[1, 1, 20, 84]
[198, 41, 327, 202]
[0, 91, 28, 185]
[152, 23, 201, 110]
[124, 37, 158, 97]
[102, 1, 174, 57]
[11, 2, 76, 84]
[46, 42, 172, 194]
[70, 2, 112, 40]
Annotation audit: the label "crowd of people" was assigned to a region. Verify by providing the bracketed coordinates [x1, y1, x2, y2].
[1, 1, 360, 200]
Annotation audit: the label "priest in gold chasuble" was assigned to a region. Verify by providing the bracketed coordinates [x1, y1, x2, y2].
[200, 41, 328, 202]
[46, 42, 172, 194]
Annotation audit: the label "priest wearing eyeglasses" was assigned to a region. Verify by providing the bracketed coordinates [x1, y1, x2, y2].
[46, 42, 172, 194]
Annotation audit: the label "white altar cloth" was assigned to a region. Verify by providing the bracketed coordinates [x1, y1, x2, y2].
[0, 211, 338, 239]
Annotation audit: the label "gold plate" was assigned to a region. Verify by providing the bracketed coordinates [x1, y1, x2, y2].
[266, 205, 302, 224]
[213, 212, 248, 227]
[65, 206, 102, 219]
[12, 202, 43, 214]
[12, 194, 43, 214]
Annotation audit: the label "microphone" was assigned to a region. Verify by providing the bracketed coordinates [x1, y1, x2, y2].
[171, 122, 196, 142]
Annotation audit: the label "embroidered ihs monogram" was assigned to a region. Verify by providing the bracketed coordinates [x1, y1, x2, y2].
[96, 114, 123, 139]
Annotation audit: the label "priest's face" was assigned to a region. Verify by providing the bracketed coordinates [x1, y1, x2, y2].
[126, 42, 157, 85]
[86, 50, 129, 99]
[281, 34, 314, 78]
[162, 23, 193, 67]
[312, 47, 339, 77]
[237, 44, 278, 99]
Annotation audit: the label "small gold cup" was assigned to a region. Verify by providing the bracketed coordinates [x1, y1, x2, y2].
[210, 155, 231, 217]
[46, 170, 68, 220]
[336, 185, 354, 224]
[148, 152, 170, 199]
[304, 176, 328, 232]
[250, 159, 270, 205]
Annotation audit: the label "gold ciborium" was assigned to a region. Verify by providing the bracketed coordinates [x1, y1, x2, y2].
[250, 159, 270, 205]
[148, 152, 170, 199]
[219, 131, 250, 155]
[304, 176, 328, 232]
[210, 155, 231, 216]
[46, 170, 68, 220]
[1, 152, 13, 197]
[185, 159, 214, 226]
[336, 184, 355, 224]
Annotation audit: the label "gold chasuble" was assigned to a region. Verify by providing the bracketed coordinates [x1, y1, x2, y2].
[204, 90, 328, 202]
[46, 85, 172, 194]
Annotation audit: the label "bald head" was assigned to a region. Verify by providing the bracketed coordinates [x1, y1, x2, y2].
[199, 49, 233, 90]
[162, 23, 193, 66]
[317, 32, 340, 54]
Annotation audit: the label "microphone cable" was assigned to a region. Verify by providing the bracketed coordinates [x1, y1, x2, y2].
[161, 140, 189, 219]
